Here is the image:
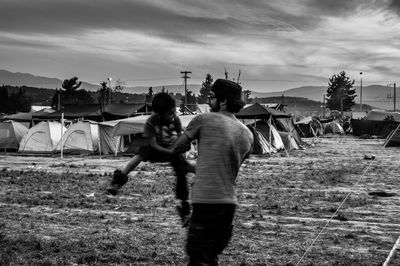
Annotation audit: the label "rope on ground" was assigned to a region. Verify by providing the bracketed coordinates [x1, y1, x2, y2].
[383, 235, 400, 266]
[295, 156, 377, 266]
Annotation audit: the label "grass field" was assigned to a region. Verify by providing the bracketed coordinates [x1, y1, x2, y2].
[1, 136, 399, 265]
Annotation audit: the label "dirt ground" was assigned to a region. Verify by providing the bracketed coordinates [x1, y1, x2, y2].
[0, 135, 399, 265]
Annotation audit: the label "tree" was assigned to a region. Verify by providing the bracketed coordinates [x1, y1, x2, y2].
[97, 81, 111, 110]
[14, 87, 32, 112]
[198, 74, 213, 104]
[326, 71, 356, 112]
[243, 90, 252, 104]
[0, 85, 31, 114]
[114, 79, 125, 93]
[53, 77, 93, 107]
[146, 87, 154, 103]
[62, 77, 82, 93]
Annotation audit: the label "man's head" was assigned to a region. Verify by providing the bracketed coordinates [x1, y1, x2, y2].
[152, 92, 176, 118]
[209, 79, 245, 113]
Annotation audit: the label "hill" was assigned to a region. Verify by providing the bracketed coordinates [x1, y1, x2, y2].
[251, 85, 397, 111]
[253, 96, 374, 118]
[1, 69, 397, 110]
[0, 69, 200, 95]
[0, 69, 99, 91]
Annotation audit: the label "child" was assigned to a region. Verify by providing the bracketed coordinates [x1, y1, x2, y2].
[106, 92, 194, 226]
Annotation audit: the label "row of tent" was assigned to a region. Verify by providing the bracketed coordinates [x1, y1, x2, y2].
[0, 115, 200, 155]
[295, 117, 344, 138]
[0, 103, 305, 155]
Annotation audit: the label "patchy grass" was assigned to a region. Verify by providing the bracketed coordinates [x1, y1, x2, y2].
[0, 136, 399, 265]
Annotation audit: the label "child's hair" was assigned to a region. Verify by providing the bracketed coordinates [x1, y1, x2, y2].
[152, 92, 176, 114]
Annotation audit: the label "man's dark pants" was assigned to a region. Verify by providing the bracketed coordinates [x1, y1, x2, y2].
[186, 204, 236, 266]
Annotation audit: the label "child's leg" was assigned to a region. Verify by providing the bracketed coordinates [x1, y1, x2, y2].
[121, 154, 143, 176]
[107, 154, 143, 195]
[170, 154, 189, 201]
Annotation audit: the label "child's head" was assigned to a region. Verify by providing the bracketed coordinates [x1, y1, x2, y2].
[152, 92, 176, 115]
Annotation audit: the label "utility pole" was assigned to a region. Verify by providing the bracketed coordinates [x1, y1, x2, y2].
[359, 72, 363, 111]
[394, 83, 397, 111]
[341, 87, 343, 117]
[322, 94, 326, 118]
[388, 83, 397, 111]
[108, 77, 112, 104]
[181, 71, 191, 114]
[224, 68, 228, 80]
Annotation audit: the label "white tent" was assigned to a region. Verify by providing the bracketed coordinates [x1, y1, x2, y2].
[19, 121, 66, 152]
[97, 123, 125, 155]
[55, 121, 100, 154]
[0, 121, 28, 151]
[324, 121, 344, 134]
[102, 114, 197, 137]
[243, 119, 285, 151]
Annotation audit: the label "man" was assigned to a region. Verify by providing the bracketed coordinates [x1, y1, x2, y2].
[172, 79, 254, 265]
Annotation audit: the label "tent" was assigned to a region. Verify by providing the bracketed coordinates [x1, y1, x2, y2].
[19, 121, 66, 153]
[384, 124, 400, 147]
[97, 122, 125, 155]
[365, 109, 400, 122]
[98, 114, 197, 155]
[295, 117, 324, 138]
[55, 121, 101, 154]
[104, 114, 197, 137]
[247, 125, 277, 154]
[243, 119, 285, 151]
[0, 121, 28, 151]
[3, 112, 32, 128]
[323, 121, 344, 134]
[278, 131, 300, 150]
[236, 102, 303, 151]
[351, 109, 400, 138]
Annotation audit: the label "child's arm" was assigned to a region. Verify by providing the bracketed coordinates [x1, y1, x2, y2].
[148, 136, 174, 155]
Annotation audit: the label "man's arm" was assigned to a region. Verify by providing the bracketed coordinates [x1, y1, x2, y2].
[170, 133, 192, 154]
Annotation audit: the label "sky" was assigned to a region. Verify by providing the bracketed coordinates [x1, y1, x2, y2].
[1, 0, 400, 92]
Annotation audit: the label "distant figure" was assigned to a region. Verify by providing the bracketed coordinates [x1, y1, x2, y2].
[171, 79, 254, 265]
[107, 92, 194, 226]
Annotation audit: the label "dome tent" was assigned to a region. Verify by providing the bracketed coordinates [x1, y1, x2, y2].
[0, 121, 28, 151]
[19, 121, 66, 153]
[55, 120, 99, 154]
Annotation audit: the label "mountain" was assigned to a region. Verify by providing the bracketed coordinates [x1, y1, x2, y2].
[0, 69, 99, 91]
[0, 69, 200, 95]
[251, 85, 398, 110]
[122, 84, 201, 95]
[1, 69, 397, 110]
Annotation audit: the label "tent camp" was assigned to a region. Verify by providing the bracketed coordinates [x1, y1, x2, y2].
[19, 121, 66, 153]
[384, 124, 400, 147]
[55, 121, 101, 154]
[351, 109, 400, 138]
[0, 121, 28, 151]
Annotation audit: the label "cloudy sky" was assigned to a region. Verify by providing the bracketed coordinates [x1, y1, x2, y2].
[1, 0, 400, 92]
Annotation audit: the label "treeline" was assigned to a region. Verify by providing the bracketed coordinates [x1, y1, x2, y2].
[0, 85, 32, 114]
